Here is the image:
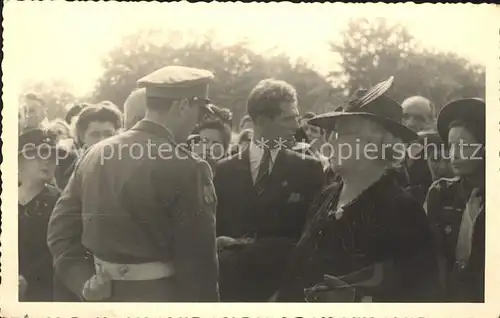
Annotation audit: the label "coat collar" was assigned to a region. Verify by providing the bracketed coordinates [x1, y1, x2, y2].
[130, 119, 175, 141]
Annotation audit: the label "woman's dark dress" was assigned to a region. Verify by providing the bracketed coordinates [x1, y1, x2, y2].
[18, 184, 60, 301]
[278, 171, 439, 302]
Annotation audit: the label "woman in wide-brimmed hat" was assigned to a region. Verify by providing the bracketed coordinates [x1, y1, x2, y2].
[18, 128, 68, 301]
[276, 77, 438, 302]
[424, 98, 485, 302]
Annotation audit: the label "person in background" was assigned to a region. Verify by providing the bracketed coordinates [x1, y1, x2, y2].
[401, 96, 435, 133]
[74, 103, 123, 149]
[425, 98, 485, 302]
[277, 77, 438, 302]
[64, 102, 90, 128]
[297, 112, 330, 171]
[189, 115, 233, 172]
[21, 93, 48, 132]
[18, 129, 66, 301]
[46, 119, 73, 145]
[55, 104, 123, 191]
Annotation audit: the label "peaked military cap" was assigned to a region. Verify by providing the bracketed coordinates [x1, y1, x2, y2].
[437, 98, 485, 145]
[309, 77, 418, 142]
[137, 65, 215, 100]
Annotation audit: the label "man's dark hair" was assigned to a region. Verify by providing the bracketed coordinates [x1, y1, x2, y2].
[75, 104, 123, 143]
[65, 102, 91, 124]
[191, 119, 232, 150]
[247, 79, 297, 121]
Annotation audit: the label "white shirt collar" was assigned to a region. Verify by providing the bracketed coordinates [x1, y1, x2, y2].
[249, 140, 280, 183]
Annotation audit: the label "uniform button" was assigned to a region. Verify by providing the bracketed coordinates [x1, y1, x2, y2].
[318, 230, 324, 236]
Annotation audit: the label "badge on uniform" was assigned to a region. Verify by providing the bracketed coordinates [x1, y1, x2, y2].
[287, 192, 304, 204]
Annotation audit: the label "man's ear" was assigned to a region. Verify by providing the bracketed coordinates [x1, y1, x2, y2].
[254, 115, 271, 128]
[173, 98, 189, 116]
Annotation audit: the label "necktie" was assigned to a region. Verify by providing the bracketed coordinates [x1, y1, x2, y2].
[255, 146, 272, 196]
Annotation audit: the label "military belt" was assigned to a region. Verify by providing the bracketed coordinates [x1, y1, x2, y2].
[94, 256, 176, 281]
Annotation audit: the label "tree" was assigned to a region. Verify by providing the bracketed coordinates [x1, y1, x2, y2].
[20, 80, 77, 120]
[329, 18, 485, 111]
[91, 29, 335, 128]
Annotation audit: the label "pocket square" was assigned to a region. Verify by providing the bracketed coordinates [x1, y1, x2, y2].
[287, 192, 303, 203]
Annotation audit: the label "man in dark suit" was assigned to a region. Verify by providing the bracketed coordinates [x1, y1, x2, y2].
[214, 78, 324, 301]
[47, 66, 219, 302]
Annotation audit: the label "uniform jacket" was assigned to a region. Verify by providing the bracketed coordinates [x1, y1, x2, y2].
[47, 120, 219, 302]
[214, 146, 324, 240]
[19, 184, 60, 301]
[278, 171, 439, 302]
[424, 177, 485, 302]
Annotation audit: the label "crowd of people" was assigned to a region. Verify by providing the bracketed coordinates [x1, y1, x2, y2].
[17, 65, 485, 303]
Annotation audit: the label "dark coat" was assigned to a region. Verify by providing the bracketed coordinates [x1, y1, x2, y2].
[19, 184, 60, 301]
[425, 177, 484, 302]
[47, 120, 219, 302]
[214, 146, 324, 301]
[278, 171, 439, 302]
[214, 147, 324, 240]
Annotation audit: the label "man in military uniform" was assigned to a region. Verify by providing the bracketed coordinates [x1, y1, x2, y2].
[47, 66, 219, 302]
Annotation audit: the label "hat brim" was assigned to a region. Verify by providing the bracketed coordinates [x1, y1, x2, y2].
[437, 98, 485, 143]
[309, 111, 418, 143]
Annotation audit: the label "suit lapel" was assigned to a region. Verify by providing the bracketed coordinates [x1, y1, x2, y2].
[231, 147, 257, 199]
[258, 149, 290, 208]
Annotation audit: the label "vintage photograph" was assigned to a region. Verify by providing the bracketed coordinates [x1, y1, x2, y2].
[2, 2, 498, 312]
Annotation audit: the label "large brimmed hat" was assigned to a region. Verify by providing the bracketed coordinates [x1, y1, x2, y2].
[19, 128, 68, 159]
[437, 98, 485, 145]
[309, 77, 418, 143]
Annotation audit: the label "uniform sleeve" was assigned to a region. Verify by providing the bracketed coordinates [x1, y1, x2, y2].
[47, 157, 95, 299]
[171, 159, 219, 301]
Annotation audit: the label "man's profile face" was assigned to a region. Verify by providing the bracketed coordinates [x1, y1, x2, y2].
[402, 98, 433, 133]
[260, 102, 300, 146]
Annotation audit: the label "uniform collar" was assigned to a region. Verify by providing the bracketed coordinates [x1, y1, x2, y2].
[130, 119, 175, 141]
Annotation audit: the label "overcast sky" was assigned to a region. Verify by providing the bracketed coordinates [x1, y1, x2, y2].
[3, 2, 497, 100]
